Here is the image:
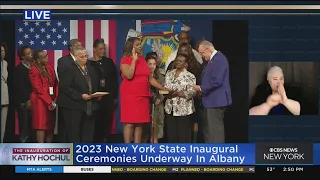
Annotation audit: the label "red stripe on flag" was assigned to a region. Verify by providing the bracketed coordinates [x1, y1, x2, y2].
[78, 20, 86, 48]
[15, 54, 20, 135]
[93, 20, 101, 42]
[46, 50, 54, 66]
[62, 50, 69, 56]
[108, 20, 117, 134]
[15, 53, 20, 66]
[108, 20, 117, 63]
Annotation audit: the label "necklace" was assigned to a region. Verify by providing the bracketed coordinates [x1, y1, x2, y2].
[93, 56, 102, 65]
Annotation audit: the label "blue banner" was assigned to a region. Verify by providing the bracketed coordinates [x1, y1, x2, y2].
[313, 144, 320, 165]
[73, 144, 255, 165]
[15, 166, 63, 173]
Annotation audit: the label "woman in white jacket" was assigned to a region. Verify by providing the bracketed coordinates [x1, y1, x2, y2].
[1, 43, 9, 143]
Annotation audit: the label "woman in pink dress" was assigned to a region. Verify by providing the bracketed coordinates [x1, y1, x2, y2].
[120, 37, 169, 143]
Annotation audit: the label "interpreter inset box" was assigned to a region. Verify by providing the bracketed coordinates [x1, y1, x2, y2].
[249, 62, 318, 116]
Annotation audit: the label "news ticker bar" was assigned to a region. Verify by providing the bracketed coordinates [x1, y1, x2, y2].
[15, 166, 256, 173]
[2, 143, 320, 166]
[10, 166, 320, 174]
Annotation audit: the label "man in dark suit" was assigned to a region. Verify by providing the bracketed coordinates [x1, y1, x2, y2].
[57, 39, 82, 79]
[56, 39, 82, 142]
[193, 40, 232, 143]
[57, 47, 100, 142]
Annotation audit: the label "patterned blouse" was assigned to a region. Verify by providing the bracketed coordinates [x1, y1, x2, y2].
[164, 68, 196, 116]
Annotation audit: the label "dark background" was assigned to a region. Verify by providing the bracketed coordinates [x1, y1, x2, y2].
[212, 20, 248, 142]
[1, 20, 249, 143]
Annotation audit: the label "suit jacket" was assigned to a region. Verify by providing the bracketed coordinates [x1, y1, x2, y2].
[201, 51, 232, 108]
[57, 62, 100, 111]
[1, 60, 9, 105]
[29, 64, 59, 105]
[57, 54, 74, 80]
[13, 62, 33, 105]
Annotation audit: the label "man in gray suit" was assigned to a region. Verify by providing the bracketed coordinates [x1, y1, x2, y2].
[193, 41, 232, 143]
[56, 39, 82, 142]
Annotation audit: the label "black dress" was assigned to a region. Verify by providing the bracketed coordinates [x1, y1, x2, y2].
[88, 57, 118, 142]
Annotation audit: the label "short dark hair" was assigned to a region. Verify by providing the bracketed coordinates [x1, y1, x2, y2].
[123, 37, 140, 56]
[146, 52, 157, 60]
[1, 42, 8, 59]
[175, 53, 188, 62]
[68, 39, 81, 51]
[17, 46, 31, 61]
[178, 43, 200, 75]
[93, 38, 105, 48]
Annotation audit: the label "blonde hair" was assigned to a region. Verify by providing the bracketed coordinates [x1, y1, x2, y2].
[267, 66, 283, 81]
[199, 40, 215, 51]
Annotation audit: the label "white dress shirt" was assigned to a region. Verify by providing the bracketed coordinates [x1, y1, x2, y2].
[70, 53, 76, 61]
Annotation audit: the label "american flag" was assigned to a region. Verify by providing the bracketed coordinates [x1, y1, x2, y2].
[14, 20, 118, 135]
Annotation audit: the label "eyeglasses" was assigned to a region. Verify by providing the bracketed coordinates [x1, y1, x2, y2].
[199, 48, 208, 56]
[78, 55, 88, 59]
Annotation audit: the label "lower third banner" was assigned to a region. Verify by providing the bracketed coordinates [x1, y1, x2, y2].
[73, 144, 255, 165]
[0, 143, 72, 165]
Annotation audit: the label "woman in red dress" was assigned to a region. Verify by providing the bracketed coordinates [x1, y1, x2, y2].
[120, 37, 169, 143]
[29, 49, 59, 143]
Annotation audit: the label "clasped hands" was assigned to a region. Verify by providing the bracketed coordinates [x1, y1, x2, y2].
[48, 101, 56, 111]
[266, 84, 288, 108]
[165, 89, 185, 99]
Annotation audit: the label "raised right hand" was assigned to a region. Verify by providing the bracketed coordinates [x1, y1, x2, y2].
[82, 94, 91, 100]
[266, 94, 281, 108]
[132, 49, 138, 61]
